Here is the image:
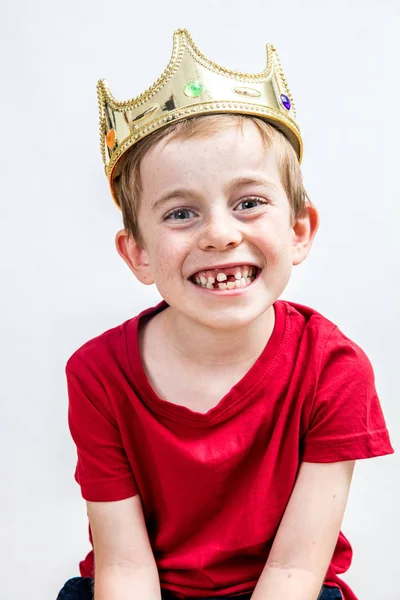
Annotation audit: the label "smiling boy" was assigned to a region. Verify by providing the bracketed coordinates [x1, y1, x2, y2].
[59, 30, 394, 600]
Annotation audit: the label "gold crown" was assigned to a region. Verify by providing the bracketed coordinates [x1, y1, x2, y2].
[97, 28, 302, 207]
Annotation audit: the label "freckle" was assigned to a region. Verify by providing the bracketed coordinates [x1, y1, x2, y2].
[333, 494, 336, 498]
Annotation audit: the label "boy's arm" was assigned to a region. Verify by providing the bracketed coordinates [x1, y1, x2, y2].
[251, 460, 355, 600]
[87, 495, 162, 600]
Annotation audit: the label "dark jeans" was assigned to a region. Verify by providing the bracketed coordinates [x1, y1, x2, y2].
[56, 577, 343, 599]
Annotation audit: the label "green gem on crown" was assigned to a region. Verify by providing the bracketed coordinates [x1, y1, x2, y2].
[183, 80, 205, 98]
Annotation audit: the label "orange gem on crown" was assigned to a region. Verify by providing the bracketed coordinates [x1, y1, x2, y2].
[106, 129, 116, 149]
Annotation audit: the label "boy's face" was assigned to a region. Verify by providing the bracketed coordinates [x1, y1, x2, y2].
[117, 120, 317, 330]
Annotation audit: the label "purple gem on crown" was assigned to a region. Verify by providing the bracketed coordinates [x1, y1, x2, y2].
[280, 94, 291, 110]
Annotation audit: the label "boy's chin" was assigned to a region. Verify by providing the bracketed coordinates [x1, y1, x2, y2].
[167, 297, 276, 331]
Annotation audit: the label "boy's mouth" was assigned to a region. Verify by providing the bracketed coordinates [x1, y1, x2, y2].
[189, 264, 260, 291]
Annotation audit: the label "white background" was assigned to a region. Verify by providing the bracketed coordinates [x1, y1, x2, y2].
[1, 0, 399, 598]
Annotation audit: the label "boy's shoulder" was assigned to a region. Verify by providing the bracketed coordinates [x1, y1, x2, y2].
[283, 298, 346, 336]
[65, 318, 130, 377]
[281, 299, 371, 369]
[65, 300, 167, 376]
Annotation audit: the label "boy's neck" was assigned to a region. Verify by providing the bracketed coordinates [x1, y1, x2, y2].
[157, 304, 275, 370]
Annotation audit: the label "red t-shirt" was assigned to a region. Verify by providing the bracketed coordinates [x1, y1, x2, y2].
[67, 300, 394, 599]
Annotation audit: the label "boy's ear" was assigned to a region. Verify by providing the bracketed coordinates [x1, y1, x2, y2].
[291, 204, 319, 266]
[115, 230, 155, 285]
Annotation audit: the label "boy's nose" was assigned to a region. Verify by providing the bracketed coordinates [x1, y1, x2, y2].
[198, 215, 243, 251]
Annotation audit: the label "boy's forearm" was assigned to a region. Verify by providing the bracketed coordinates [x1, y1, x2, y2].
[94, 564, 162, 600]
[250, 563, 323, 600]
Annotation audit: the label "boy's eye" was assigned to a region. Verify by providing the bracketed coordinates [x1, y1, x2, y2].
[163, 197, 267, 221]
[236, 196, 267, 211]
[164, 208, 196, 221]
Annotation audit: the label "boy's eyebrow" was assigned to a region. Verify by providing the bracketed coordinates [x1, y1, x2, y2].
[151, 175, 280, 211]
[152, 188, 199, 211]
[227, 175, 280, 193]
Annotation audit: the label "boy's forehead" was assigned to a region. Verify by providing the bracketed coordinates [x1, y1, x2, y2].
[140, 121, 280, 193]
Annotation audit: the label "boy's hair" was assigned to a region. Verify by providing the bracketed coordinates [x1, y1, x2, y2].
[113, 114, 310, 248]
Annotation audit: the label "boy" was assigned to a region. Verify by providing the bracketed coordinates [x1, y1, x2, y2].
[58, 30, 394, 600]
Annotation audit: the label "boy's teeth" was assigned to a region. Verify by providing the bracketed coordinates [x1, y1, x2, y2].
[191, 264, 259, 290]
[195, 274, 257, 291]
[194, 265, 257, 280]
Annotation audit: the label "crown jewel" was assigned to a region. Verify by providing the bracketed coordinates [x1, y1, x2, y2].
[97, 29, 303, 207]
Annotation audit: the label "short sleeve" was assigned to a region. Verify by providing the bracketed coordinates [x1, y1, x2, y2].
[66, 365, 138, 502]
[302, 329, 394, 463]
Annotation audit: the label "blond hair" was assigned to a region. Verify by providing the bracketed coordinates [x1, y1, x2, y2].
[113, 114, 310, 247]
